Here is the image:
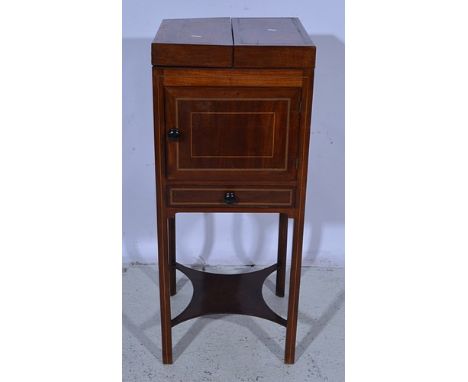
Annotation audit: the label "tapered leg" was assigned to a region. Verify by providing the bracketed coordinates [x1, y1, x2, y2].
[168, 216, 177, 296]
[284, 215, 305, 364]
[157, 213, 173, 364]
[276, 213, 288, 297]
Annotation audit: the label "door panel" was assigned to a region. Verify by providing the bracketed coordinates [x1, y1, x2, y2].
[164, 87, 301, 181]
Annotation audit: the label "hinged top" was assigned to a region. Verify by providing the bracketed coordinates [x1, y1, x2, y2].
[232, 18, 314, 47]
[152, 18, 233, 67]
[152, 17, 315, 68]
[154, 17, 232, 46]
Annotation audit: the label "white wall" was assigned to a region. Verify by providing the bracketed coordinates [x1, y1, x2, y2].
[123, 1, 344, 266]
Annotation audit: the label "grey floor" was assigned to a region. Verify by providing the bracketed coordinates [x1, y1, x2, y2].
[123, 265, 344, 382]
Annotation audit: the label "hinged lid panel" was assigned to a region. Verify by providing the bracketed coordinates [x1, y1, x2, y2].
[152, 18, 233, 67]
[232, 18, 316, 68]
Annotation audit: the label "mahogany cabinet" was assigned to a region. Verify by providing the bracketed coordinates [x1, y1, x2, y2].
[151, 17, 316, 364]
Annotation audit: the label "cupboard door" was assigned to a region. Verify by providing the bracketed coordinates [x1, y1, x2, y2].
[164, 87, 301, 181]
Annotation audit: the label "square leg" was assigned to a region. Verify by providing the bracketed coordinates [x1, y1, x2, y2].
[276, 213, 288, 297]
[168, 216, 177, 296]
[157, 213, 173, 364]
[284, 215, 305, 364]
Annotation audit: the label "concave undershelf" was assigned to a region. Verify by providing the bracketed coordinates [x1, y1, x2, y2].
[171, 262, 287, 327]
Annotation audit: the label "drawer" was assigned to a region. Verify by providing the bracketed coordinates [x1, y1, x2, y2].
[168, 187, 295, 208]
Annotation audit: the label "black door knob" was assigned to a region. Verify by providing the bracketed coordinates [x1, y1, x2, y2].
[167, 128, 181, 140]
[223, 192, 238, 205]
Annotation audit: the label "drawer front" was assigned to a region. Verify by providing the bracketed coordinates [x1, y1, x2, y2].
[164, 87, 301, 181]
[168, 187, 295, 208]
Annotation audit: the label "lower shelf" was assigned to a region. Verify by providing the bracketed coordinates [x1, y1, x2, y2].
[171, 262, 287, 327]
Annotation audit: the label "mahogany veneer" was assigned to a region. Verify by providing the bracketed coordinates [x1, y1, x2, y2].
[151, 17, 316, 364]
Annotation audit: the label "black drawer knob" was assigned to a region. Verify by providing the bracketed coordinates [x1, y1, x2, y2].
[223, 192, 238, 205]
[167, 128, 181, 140]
